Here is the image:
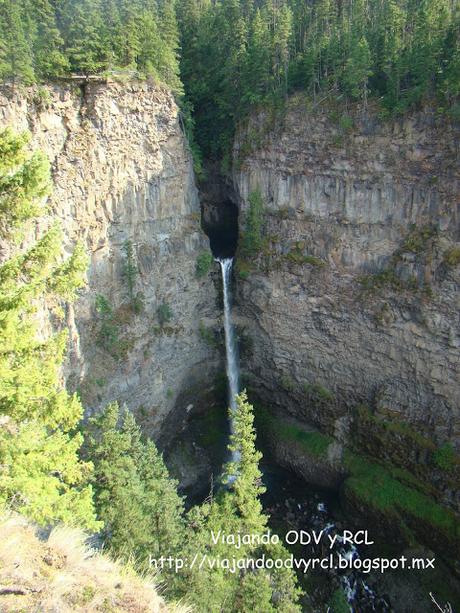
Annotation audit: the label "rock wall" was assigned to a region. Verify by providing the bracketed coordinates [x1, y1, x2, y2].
[233, 100, 460, 507]
[0, 80, 220, 433]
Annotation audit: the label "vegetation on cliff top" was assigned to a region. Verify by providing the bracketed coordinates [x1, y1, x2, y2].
[1, 1, 458, 165]
[178, 0, 459, 158]
[0, 0, 182, 92]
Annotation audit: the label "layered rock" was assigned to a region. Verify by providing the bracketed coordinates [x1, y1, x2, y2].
[233, 100, 460, 513]
[0, 80, 220, 433]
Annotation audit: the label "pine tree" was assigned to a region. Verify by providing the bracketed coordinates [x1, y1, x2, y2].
[32, 0, 69, 78]
[0, 0, 35, 85]
[242, 8, 271, 106]
[86, 402, 185, 565]
[157, 0, 183, 92]
[175, 391, 302, 612]
[117, 0, 142, 69]
[0, 128, 97, 529]
[0, 128, 50, 235]
[342, 35, 372, 102]
[64, 0, 106, 74]
[223, 390, 266, 530]
[99, 0, 123, 71]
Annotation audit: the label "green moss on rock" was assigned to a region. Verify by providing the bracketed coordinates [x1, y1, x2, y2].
[344, 451, 460, 542]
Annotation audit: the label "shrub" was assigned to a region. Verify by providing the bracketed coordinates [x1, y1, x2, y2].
[433, 443, 456, 471]
[443, 246, 460, 267]
[236, 259, 251, 279]
[240, 188, 265, 257]
[359, 269, 403, 292]
[401, 224, 437, 254]
[303, 382, 335, 403]
[157, 302, 173, 326]
[281, 375, 296, 393]
[285, 248, 325, 267]
[199, 321, 218, 347]
[196, 251, 214, 278]
[122, 240, 141, 312]
[339, 115, 353, 131]
[95, 295, 119, 354]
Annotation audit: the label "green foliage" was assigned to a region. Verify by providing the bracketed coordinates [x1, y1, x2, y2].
[157, 301, 173, 326]
[121, 240, 143, 313]
[329, 588, 350, 613]
[0, 129, 97, 530]
[303, 382, 335, 404]
[401, 224, 438, 254]
[433, 443, 456, 471]
[0, 0, 34, 85]
[285, 249, 325, 267]
[85, 402, 185, 564]
[443, 246, 460, 267]
[359, 269, 404, 292]
[281, 375, 295, 392]
[196, 250, 214, 278]
[177, 0, 458, 161]
[281, 425, 333, 458]
[0, 0, 182, 89]
[199, 321, 218, 347]
[240, 188, 265, 258]
[0, 128, 51, 236]
[236, 259, 251, 279]
[344, 451, 460, 541]
[95, 295, 119, 354]
[175, 391, 302, 611]
[259, 407, 333, 458]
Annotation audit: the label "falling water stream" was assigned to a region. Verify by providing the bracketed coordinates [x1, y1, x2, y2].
[217, 258, 385, 609]
[218, 258, 240, 462]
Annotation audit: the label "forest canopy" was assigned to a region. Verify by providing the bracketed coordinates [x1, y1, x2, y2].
[0, 0, 458, 158]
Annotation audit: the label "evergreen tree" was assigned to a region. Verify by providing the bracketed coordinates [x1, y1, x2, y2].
[0, 0, 34, 85]
[157, 0, 183, 92]
[176, 391, 302, 612]
[99, 0, 123, 71]
[342, 35, 372, 102]
[223, 390, 266, 528]
[117, 0, 142, 69]
[0, 128, 97, 529]
[32, 0, 69, 78]
[64, 0, 106, 74]
[85, 401, 185, 565]
[242, 9, 271, 106]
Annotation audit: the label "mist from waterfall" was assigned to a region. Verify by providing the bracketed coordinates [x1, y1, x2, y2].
[218, 258, 240, 463]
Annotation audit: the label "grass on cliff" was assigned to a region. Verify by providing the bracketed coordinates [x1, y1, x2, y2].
[257, 406, 333, 458]
[344, 452, 460, 541]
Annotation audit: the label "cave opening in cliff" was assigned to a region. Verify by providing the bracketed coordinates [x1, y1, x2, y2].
[202, 197, 239, 259]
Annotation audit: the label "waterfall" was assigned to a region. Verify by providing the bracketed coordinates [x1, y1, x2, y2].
[218, 257, 240, 463]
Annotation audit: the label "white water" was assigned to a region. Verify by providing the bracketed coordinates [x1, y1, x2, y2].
[218, 258, 240, 463]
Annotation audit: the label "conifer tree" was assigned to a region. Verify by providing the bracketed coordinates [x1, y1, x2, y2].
[0, 128, 97, 529]
[0, 0, 34, 85]
[176, 391, 302, 612]
[64, 0, 106, 74]
[100, 0, 123, 70]
[85, 402, 185, 565]
[32, 0, 69, 78]
[342, 35, 372, 102]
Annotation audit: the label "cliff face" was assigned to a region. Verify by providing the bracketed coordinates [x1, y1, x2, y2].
[233, 100, 459, 514]
[0, 81, 220, 433]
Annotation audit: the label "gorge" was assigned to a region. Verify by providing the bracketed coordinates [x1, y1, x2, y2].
[1, 0, 459, 610]
[1, 80, 459, 611]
